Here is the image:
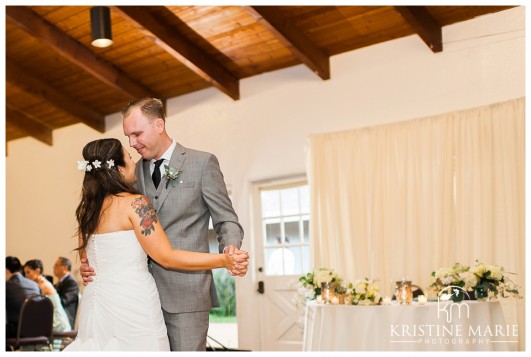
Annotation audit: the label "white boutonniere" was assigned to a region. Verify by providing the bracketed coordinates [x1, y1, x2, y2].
[163, 165, 182, 188]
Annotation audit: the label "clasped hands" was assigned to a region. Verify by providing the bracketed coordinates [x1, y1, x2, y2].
[223, 245, 249, 277]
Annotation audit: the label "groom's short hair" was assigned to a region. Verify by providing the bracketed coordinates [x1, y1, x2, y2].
[121, 98, 166, 123]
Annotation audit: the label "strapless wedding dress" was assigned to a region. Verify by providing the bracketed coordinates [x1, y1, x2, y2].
[64, 230, 170, 351]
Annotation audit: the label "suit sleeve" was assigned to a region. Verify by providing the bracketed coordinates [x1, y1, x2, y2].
[59, 278, 79, 308]
[201, 154, 244, 253]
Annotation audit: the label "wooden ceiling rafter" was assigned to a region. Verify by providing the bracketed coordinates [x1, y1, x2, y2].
[7, 58, 106, 133]
[245, 6, 330, 80]
[114, 6, 240, 100]
[5, 5, 517, 149]
[6, 6, 157, 99]
[394, 6, 443, 53]
[6, 105, 53, 146]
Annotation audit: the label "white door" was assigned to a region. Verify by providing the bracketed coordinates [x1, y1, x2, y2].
[251, 178, 311, 351]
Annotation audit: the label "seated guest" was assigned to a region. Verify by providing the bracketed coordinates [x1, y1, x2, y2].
[23, 259, 72, 333]
[53, 257, 79, 328]
[5, 256, 40, 338]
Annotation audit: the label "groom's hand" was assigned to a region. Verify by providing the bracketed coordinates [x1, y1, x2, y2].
[224, 245, 249, 277]
[80, 257, 96, 286]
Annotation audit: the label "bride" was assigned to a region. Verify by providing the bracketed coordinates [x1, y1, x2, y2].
[65, 138, 249, 351]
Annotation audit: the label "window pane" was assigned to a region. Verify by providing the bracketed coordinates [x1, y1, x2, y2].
[266, 246, 298, 276]
[303, 218, 310, 244]
[264, 221, 281, 246]
[300, 185, 310, 214]
[259, 180, 311, 276]
[284, 220, 300, 244]
[302, 245, 311, 273]
[281, 187, 299, 216]
[261, 190, 280, 218]
[288, 246, 302, 275]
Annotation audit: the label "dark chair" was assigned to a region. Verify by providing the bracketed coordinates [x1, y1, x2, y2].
[6, 295, 54, 351]
[412, 284, 424, 298]
[51, 292, 81, 351]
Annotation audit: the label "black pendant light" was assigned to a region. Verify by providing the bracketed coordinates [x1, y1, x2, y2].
[90, 6, 113, 48]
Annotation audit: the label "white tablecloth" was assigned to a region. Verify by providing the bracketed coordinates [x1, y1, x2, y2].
[303, 300, 522, 351]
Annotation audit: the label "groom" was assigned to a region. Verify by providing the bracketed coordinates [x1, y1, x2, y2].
[81, 98, 246, 351]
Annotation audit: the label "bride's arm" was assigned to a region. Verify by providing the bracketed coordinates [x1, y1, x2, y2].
[128, 195, 248, 271]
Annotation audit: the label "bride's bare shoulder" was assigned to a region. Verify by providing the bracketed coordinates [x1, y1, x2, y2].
[117, 193, 153, 210]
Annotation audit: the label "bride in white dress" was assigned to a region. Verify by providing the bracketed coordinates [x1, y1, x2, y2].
[65, 138, 248, 351]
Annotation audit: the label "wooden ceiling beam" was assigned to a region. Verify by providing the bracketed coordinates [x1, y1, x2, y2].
[6, 6, 156, 99]
[245, 6, 330, 80]
[6, 105, 53, 146]
[394, 6, 443, 53]
[7, 59, 106, 133]
[114, 6, 240, 100]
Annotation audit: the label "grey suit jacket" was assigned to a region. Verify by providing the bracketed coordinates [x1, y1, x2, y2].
[55, 274, 79, 327]
[6, 274, 40, 325]
[136, 142, 244, 313]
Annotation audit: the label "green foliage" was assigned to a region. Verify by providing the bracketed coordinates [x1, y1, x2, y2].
[210, 269, 236, 317]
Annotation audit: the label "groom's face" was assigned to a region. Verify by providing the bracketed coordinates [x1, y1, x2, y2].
[123, 107, 163, 161]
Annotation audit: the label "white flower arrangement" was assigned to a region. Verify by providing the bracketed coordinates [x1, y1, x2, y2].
[313, 268, 340, 287]
[163, 165, 182, 188]
[430, 260, 521, 301]
[294, 268, 342, 307]
[345, 278, 381, 306]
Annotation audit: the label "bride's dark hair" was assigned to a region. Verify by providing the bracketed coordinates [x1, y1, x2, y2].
[75, 138, 140, 252]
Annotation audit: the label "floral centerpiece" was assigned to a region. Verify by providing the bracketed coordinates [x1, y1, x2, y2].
[430, 262, 471, 301]
[469, 260, 520, 300]
[293, 268, 341, 307]
[345, 278, 381, 306]
[430, 260, 520, 302]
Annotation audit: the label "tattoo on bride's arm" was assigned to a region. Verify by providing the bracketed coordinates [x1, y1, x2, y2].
[131, 196, 159, 236]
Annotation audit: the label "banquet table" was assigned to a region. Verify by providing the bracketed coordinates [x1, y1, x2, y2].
[303, 300, 521, 351]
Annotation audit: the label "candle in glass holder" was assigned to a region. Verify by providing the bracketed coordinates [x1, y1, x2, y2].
[382, 296, 392, 305]
[316, 295, 323, 304]
[418, 295, 427, 305]
[331, 296, 339, 305]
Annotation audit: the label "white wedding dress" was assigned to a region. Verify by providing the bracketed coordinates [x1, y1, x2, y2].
[64, 230, 170, 351]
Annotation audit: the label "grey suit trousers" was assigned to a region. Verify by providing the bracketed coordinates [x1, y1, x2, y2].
[162, 309, 209, 351]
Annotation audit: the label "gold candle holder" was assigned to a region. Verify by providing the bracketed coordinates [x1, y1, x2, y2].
[395, 279, 413, 304]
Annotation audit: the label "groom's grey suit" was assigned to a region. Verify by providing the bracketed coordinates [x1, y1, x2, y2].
[135, 142, 243, 350]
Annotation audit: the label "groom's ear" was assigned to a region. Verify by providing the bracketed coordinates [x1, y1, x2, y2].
[154, 118, 165, 133]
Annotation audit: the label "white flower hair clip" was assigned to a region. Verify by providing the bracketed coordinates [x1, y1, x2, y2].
[77, 160, 89, 171]
[77, 159, 114, 172]
[92, 160, 102, 169]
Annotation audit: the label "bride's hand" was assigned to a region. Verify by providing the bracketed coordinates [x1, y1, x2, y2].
[80, 257, 96, 286]
[224, 250, 249, 277]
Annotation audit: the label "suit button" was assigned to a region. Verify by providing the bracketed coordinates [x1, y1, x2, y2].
[155, 196, 159, 199]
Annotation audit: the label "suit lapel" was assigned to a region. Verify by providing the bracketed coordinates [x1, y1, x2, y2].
[156, 144, 186, 209]
[135, 159, 149, 195]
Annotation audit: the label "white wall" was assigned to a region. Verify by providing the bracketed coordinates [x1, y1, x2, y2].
[4, 7, 525, 351]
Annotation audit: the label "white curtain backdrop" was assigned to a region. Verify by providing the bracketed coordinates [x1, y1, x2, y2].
[307, 98, 525, 297]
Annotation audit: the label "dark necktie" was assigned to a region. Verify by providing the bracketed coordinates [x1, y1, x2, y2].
[152, 159, 164, 188]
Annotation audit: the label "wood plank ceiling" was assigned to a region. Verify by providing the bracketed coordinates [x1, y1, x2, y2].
[5, 5, 516, 146]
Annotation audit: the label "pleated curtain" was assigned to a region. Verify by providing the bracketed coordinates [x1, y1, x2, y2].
[307, 97, 524, 296]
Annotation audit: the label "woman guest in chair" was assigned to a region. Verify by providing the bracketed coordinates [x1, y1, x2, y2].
[23, 259, 72, 333]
